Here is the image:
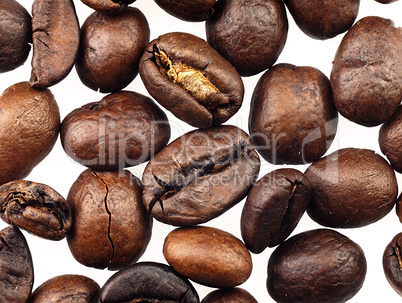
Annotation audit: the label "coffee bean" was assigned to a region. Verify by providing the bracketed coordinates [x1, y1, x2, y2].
[139, 32, 244, 128]
[155, 0, 217, 21]
[395, 192, 402, 223]
[384, 232, 402, 297]
[80, 0, 135, 12]
[375, 0, 398, 3]
[142, 125, 260, 226]
[163, 226, 252, 288]
[201, 287, 258, 303]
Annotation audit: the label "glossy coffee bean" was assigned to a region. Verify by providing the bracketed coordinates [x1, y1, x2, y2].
[155, 0, 217, 21]
[383, 233, 402, 297]
[395, 192, 402, 223]
[142, 125, 260, 226]
[81, 0, 136, 12]
[139, 32, 244, 128]
[201, 288, 258, 303]
[0, 180, 72, 241]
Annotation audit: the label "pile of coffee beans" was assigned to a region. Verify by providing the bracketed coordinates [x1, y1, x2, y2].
[0, 0, 401, 302]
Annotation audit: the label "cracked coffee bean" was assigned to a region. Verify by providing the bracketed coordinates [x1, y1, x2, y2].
[0, 82, 60, 186]
[81, 0, 136, 12]
[201, 287, 258, 303]
[30, 0, 80, 88]
[0, 0, 31, 73]
[66, 169, 152, 270]
[305, 148, 399, 228]
[383, 232, 402, 297]
[0, 226, 34, 303]
[61, 90, 170, 171]
[142, 125, 260, 226]
[0, 180, 72, 241]
[155, 0, 217, 21]
[163, 226, 252, 288]
[139, 32, 244, 128]
[267, 228, 367, 302]
[206, 0, 288, 76]
[241, 168, 312, 254]
[98, 261, 200, 303]
[29, 274, 100, 303]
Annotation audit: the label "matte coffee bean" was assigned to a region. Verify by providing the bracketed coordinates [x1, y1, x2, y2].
[163, 226, 252, 288]
[139, 32, 244, 128]
[142, 125, 260, 226]
[155, 0, 217, 21]
[30, 0, 80, 88]
[249, 63, 338, 165]
[331, 16, 402, 126]
[0, 226, 34, 303]
[0, 0, 31, 73]
[81, 0, 136, 12]
[61, 90, 170, 171]
[206, 0, 288, 76]
[98, 262, 200, 303]
[267, 229, 367, 302]
[383, 232, 402, 297]
[76, 8, 149, 93]
[67, 169, 152, 270]
[29, 275, 100, 303]
[0, 180, 72, 241]
[241, 168, 311, 253]
[201, 288, 257, 303]
[0, 82, 60, 186]
[305, 148, 398, 228]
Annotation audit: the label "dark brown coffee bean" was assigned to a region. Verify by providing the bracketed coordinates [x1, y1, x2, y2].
[283, 0, 360, 39]
[330, 16, 402, 126]
[76, 8, 149, 93]
[383, 232, 402, 297]
[81, 0, 136, 12]
[0, 226, 34, 303]
[0, 82, 60, 186]
[0, 0, 31, 73]
[139, 32, 244, 128]
[67, 169, 152, 270]
[395, 192, 402, 223]
[163, 226, 252, 288]
[201, 288, 257, 303]
[61, 90, 170, 171]
[0, 180, 72, 241]
[379, 105, 402, 173]
[155, 0, 217, 21]
[249, 63, 338, 165]
[206, 0, 288, 76]
[98, 262, 200, 303]
[267, 228, 367, 302]
[241, 168, 311, 253]
[375, 0, 398, 3]
[142, 125, 260, 226]
[30, 0, 80, 88]
[305, 148, 399, 228]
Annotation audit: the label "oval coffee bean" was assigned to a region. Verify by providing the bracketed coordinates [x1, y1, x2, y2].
[61, 90, 170, 171]
[396, 192, 402, 223]
[98, 262, 200, 303]
[163, 226, 252, 288]
[0, 180, 72, 240]
[142, 125, 260, 226]
[206, 0, 288, 76]
[67, 169, 152, 270]
[155, 0, 217, 21]
[241, 168, 311, 253]
[330, 16, 402, 126]
[0, 82, 60, 186]
[305, 148, 398, 228]
[81, 0, 136, 12]
[30, 0, 80, 88]
[267, 228, 367, 302]
[139, 32, 244, 128]
[383, 232, 402, 297]
[201, 287, 258, 303]
[0, 226, 34, 303]
[0, 0, 31, 73]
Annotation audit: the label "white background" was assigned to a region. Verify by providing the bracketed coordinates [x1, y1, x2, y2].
[1, 0, 401, 302]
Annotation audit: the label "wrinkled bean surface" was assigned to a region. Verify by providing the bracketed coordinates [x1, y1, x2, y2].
[383, 232, 402, 297]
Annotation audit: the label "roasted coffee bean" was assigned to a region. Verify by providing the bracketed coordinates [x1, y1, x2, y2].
[67, 169, 152, 270]
[0, 180, 71, 241]
[283, 0, 360, 39]
[98, 261, 200, 303]
[29, 275, 100, 303]
[76, 8, 149, 93]
[267, 228, 367, 302]
[0, 226, 34, 303]
[139, 32, 244, 128]
[155, 0, 217, 21]
[163, 226, 252, 288]
[375, 0, 398, 3]
[383, 232, 402, 297]
[379, 105, 402, 173]
[249, 63, 338, 165]
[81, 0, 136, 12]
[305, 148, 398, 228]
[331, 16, 402, 126]
[61, 90, 170, 171]
[142, 125, 260, 226]
[30, 0, 80, 88]
[0, 0, 31, 73]
[241, 168, 311, 253]
[206, 0, 288, 76]
[395, 192, 402, 223]
[0, 82, 60, 186]
[201, 288, 258, 303]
